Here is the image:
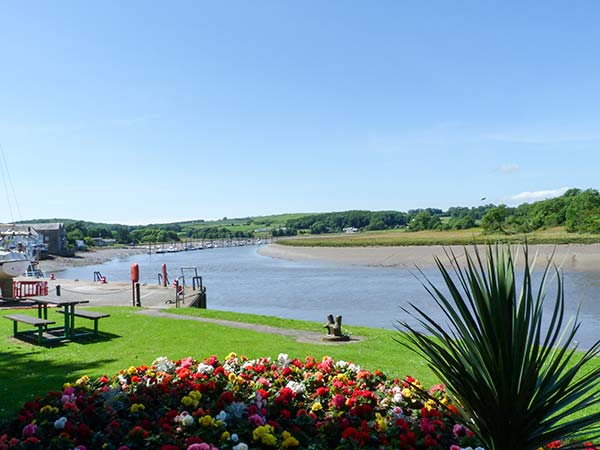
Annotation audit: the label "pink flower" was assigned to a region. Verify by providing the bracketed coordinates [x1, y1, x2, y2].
[22, 424, 36, 437]
[187, 444, 213, 450]
[332, 394, 346, 409]
[248, 413, 265, 427]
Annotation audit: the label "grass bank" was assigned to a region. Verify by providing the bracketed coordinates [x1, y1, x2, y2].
[0, 306, 432, 420]
[278, 227, 600, 247]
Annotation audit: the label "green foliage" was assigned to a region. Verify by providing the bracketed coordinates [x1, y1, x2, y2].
[481, 205, 511, 233]
[408, 210, 441, 231]
[398, 245, 600, 450]
[479, 189, 600, 236]
[565, 189, 600, 233]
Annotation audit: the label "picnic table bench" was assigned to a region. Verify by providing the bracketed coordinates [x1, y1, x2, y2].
[57, 309, 110, 334]
[4, 314, 55, 344]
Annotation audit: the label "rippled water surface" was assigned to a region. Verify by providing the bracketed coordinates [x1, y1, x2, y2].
[57, 246, 600, 348]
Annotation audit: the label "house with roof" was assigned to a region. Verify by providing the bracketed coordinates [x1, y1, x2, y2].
[20, 222, 68, 255]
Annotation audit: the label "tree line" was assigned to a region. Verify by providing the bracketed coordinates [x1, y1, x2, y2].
[56, 188, 600, 248]
[480, 188, 600, 234]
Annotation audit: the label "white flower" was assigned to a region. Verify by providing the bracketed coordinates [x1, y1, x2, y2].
[232, 444, 248, 450]
[231, 433, 239, 442]
[277, 353, 291, 368]
[152, 356, 175, 373]
[390, 386, 403, 403]
[286, 381, 306, 394]
[336, 360, 349, 369]
[348, 363, 360, 373]
[174, 411, 194, 427]
[216, 410, 228, 422]
[54, 417, 67, 429]
[197, 363, 214, 375]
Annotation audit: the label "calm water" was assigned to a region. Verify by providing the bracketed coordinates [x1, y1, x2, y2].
[57, 246, 600, 348]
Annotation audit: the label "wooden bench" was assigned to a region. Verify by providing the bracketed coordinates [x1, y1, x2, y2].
[57, 309, 110, 334]
[4, 314, 55, 344]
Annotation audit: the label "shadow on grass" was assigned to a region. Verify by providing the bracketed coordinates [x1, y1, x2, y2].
[9, 328, 121, 347]
[0, 348, 117, 422]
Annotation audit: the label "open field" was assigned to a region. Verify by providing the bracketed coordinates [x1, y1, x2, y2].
[0, 306, 432, 420]
[277, 227, 600, 247]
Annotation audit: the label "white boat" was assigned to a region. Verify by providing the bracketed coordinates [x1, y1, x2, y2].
[0, 249, 30, 280]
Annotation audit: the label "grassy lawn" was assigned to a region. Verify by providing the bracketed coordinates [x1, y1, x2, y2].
[0, 306, 433, 421]
[278, 227, 600, 247]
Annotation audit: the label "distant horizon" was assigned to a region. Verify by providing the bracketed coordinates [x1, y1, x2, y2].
[9, 186, 587, 227]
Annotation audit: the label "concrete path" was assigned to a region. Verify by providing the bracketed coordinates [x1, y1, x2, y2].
[137, 309, 363, 345]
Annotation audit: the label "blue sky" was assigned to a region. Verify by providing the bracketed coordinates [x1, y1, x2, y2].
[1, 1, 599, 225]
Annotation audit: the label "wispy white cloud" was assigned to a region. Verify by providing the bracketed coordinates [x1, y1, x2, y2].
[496, 163, 520, 174]
[506, 187, 569, 204]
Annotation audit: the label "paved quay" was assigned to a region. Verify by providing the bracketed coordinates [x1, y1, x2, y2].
[6, 278, 199, 309]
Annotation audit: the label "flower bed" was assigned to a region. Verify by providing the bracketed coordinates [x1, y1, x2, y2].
[0, 354, 577, 450]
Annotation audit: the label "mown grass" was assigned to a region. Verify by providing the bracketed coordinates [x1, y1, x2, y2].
[278, 227, 600, 247]
[0, 306, 431, 420]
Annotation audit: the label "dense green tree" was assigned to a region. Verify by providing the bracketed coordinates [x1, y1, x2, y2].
[565, 189, 600, 232]
[409, 211, 436, 231]
[481, 205, 511, 233]
[310, 221, 328, 234]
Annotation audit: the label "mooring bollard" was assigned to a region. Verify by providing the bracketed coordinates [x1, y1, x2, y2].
[135, 282, 141, 307]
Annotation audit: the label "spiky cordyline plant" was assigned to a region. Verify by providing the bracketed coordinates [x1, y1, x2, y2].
[398, 245, 600, 450]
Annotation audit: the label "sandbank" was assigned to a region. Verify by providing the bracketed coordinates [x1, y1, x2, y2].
[258, 243, 600, 272]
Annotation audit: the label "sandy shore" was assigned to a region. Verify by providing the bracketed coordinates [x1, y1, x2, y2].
[37, 247, 148, 273]
[258, 243, 600, 272]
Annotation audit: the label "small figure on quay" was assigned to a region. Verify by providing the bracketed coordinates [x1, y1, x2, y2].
[323, 314, 350, 341]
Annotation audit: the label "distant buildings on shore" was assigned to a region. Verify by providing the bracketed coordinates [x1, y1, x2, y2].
[1, 222, 68, 257]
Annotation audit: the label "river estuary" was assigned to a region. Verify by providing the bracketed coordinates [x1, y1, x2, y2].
[57, 245, 600, 348]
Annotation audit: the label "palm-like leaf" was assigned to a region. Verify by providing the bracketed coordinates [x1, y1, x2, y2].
[398, 245, 600, 450]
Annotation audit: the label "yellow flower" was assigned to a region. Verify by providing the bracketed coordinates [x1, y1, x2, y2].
[401, 388, 413, 399]
[425, 399, 436, 411]
[199, 415, 214, 427]
[189, 390, 202, 400]
[75, 375, 90, 386]
[310, 402, 323, 413]
[262, 433, 277, 446]
[62, 383, 71, 389]
[221, 431, 230, 441]
[226, 352, 237, 360]
[335, 373, 348, 383]
[130, 403, 145, 413]
[181, 396, 193, 406]
[375, 413, 387, 432]
[127, 366, 137, 376]
[228, 373, 238, 383]
[281, 431, 299, 448]
[253, 425, 275, 441]
[40, 405, 54, 414]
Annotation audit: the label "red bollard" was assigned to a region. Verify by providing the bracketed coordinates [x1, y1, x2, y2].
[162, 264, 168, 287]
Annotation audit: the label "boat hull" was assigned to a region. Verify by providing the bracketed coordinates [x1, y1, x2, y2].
[0, 259, 30, 279]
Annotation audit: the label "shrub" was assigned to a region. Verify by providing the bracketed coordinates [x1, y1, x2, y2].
[399, 245, 600, 450]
